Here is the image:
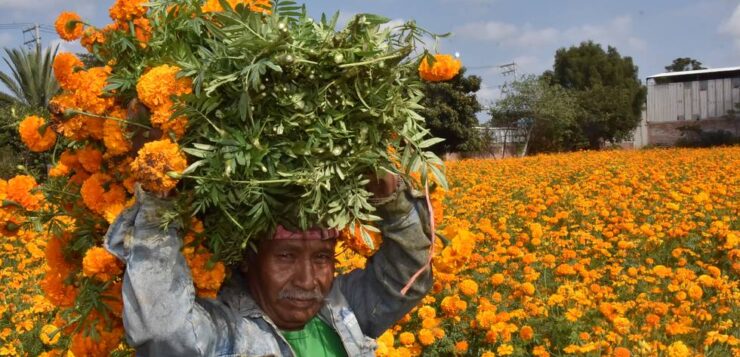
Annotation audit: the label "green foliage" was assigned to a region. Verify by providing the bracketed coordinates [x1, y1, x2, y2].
[420, 67, 483, 155]
[548, 41, 646, 149]
[0, 46, 60, 108]
[489, 74, 581, 154]
[665, 57, 705, 72]
[86, 0, 446, 263]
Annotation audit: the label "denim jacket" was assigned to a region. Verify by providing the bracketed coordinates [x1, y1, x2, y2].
[105, 183, 433, 356]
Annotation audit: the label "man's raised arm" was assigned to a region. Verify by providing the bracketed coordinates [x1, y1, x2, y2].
[105, 187, 236, 356]
[335, 179, 434, 338]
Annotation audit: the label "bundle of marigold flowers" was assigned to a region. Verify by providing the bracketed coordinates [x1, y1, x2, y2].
[3, 0, 457, 354]
[47, 0, 452, 263]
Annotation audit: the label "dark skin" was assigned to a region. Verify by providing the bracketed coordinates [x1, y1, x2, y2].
[245, 172, 398, 330]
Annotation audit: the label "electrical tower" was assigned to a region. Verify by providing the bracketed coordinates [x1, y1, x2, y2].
[23, 24, 41, 50]
[499, 62, 517, 78]
[498, 62, 517, 94]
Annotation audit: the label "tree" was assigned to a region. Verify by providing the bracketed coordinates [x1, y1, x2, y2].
[548, 41, 646, 149]
[420, 67, 483, 155]
[665, 57, 705, 72]
[0, 45, 60, 108]
[488, 74, 581, 154]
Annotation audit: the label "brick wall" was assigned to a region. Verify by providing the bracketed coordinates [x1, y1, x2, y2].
[647, 117, 740, 145]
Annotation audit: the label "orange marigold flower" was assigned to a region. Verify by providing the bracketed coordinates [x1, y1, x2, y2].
[133, 18, 152, 48]
[418, 54, 461, 82]
[130, 139, 187, 193]
[73, 66, 114, 115]
[18, 115, 57, 152]
[136, 65, 192, 137]
[666, 341, 691, 357]
[82, 246, 123, 282]
[70, 324, 124, 357]
[39, 324, 61, 345]
[202, 0, 271, 14]
[417, 328, 435, 346]
[6, 175, 43, 211]
[103, 108, 132, 156]
[136, 64, 192, 112]
[75, 145, 103, 173]
[614, 347, 631, 357]
[455, 341, 469, 354]
[109, 0, 148, 22]
[613, 316, 631, 335]
[520, 325, 534, 341]
[80, 173, 127, 216]
[45, 233, 74, 273]
[55, 12, 84, 41]
[458, 279, 478, 296]
[41, 270, 77, 308]
[533, 346, 550, 357]
[687, 284, 703, 300]
[185, 249, 226, 295]
[53, 52, 83, 90]
[520, 282, 536, 296]
[399, 331, 415, 346]
[417, 305, 436, 320]
[497, 344, 514, 356]
[80, 27, 106, 52]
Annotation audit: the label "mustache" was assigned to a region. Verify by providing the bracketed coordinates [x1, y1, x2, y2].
[278, 287, 325, 302]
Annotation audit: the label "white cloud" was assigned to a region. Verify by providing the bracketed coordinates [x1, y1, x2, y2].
[455, 21, 517, 43]
[513, 26, 558, 48]
[454, 15, 645, 52]
[476, 82, 501, 107]
[563, 15, 646, 52]
[719, 3, 740, 48]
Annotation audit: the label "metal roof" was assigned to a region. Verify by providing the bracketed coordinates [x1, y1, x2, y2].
[647, 66, 740, 79]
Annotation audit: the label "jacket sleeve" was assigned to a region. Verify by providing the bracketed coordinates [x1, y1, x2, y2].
[334, 181, 434, 338]
[104, 187, 237, 356]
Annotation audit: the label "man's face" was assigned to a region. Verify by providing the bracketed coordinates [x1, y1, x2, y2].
[247, 238, 336, 330]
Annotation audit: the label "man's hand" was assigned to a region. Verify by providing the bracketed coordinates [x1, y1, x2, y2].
[365, 171, 398, 200]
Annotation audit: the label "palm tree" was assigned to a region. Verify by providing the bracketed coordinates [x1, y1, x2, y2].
[0, 45, 60, 108]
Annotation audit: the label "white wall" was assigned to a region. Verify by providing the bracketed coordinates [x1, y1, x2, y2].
[647, 77, 740, 123]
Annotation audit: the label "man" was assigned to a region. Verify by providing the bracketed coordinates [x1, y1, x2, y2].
[105, 173, 433, 356]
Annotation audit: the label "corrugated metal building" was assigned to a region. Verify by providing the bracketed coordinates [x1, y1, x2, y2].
[633, 66, 740, 147]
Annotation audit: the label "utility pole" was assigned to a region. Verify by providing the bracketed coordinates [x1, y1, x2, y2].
[23, 23, 41, 51]
[497, 62, 517, 95]
[499, 62, 517, 78]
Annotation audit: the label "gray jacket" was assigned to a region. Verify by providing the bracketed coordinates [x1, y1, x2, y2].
[105, 184, 433, 356]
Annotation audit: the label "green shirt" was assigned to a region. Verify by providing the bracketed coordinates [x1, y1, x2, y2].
[281, 317, 348, 357]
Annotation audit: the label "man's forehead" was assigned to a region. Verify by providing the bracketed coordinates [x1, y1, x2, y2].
[272, 225, 339, 241]
[263, 238, 336, 251]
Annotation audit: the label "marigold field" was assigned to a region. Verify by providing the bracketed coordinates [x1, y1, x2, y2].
[2, 147, 739, 356]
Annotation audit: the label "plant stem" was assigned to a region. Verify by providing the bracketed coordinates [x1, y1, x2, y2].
[66, 110, 152, 130]
[180, 174, 304, 185]
[338, 53, 401, 68]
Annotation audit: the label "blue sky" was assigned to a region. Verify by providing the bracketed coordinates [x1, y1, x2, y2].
[2, 0, 740, 119]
